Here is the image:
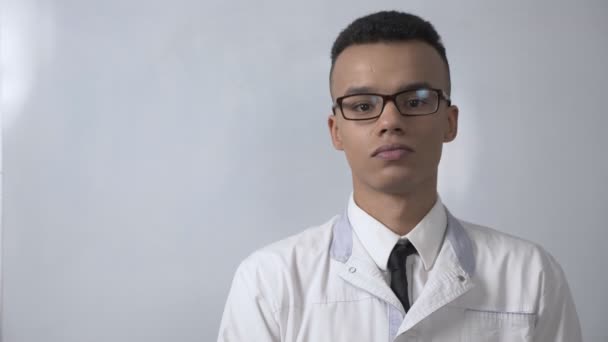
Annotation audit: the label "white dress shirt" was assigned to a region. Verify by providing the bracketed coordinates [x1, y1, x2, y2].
[348, 193, 446, 305]
[348, 194, 447, 304]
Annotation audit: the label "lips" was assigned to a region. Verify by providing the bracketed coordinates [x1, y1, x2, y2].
[371, 143, 414, 160]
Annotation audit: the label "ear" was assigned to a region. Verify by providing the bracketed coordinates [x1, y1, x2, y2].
[328, 114, 344, 150]
[444, 105, 459, 142]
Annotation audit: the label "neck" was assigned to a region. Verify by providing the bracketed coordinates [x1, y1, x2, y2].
[353, 180, 438, 236]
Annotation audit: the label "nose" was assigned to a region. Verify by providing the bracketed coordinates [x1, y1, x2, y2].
[376, 99, 405, 136]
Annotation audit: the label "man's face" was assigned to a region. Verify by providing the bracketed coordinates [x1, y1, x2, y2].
[328, 41, 458, 195]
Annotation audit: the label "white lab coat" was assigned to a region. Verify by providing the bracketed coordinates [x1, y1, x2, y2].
[218, 208, 582, 341]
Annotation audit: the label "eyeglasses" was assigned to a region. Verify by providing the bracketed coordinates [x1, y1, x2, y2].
[332, 88, 451, 121]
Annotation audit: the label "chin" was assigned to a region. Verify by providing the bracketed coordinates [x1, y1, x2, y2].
[353, 166, 423, 194]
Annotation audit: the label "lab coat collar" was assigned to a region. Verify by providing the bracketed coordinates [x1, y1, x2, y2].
[331, 206, 475, 277]
[330, 206, 476, 338]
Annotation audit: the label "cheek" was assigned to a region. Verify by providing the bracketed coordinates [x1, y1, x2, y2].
[340, 130, 370, 165]
[412, 123, 445, 159]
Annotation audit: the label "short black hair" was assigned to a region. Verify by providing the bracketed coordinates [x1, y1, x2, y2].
[330, 10, 450, 93]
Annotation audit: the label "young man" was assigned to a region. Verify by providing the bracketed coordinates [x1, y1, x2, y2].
[217, 11, 582, 341]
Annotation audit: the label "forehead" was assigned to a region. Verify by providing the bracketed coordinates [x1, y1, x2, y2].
[331, 41, 449, 97]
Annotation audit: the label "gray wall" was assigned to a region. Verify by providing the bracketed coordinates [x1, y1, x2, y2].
[1, 0, 606, 341]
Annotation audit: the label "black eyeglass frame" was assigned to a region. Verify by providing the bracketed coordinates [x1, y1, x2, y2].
[332, 88, 452, 121]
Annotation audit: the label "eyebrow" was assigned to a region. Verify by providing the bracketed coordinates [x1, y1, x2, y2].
[342, 82, 436, 96]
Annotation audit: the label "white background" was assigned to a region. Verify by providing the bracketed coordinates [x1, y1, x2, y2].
[1, 0, 607, 341]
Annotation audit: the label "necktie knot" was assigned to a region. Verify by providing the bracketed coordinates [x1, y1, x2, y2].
[387, 241, 417, 271]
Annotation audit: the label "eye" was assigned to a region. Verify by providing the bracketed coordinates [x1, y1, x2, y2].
[408, 99, 422, 107]
[353, 103, 373, 112]
[342, 96, 378, 112]
[404, 98, 427, 108]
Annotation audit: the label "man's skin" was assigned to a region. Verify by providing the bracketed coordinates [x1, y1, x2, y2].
[328, 41, 459, 236]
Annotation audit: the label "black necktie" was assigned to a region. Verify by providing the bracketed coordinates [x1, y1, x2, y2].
[387, 240, 418, 312]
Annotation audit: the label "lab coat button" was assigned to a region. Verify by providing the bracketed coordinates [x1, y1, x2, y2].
[457, 275, 466, 282]
[349, 267, 356, 273]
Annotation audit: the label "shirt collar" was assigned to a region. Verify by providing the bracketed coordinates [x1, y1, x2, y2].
[347, 193, 447, 271]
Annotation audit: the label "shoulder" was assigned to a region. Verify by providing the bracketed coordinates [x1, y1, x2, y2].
[457, 218, 566, 282]
[231, 215, 339, 298]
[243, 215, 339, 267]
[460, 219, 542, 253]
